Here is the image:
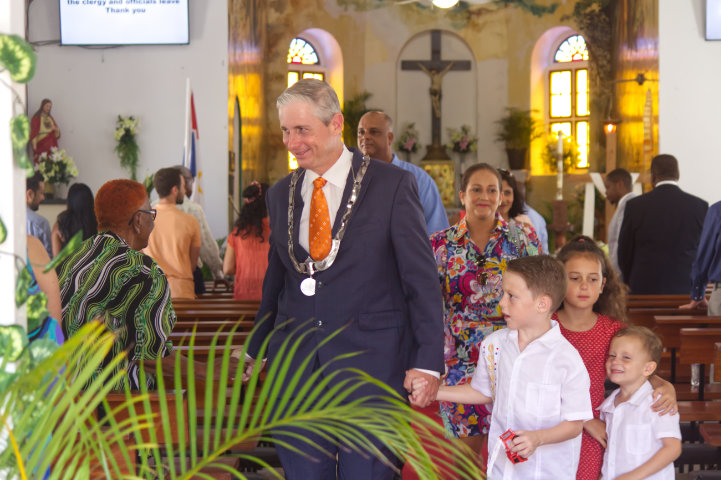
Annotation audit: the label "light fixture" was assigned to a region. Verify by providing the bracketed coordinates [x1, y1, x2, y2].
[603, 122, 617, 134]
[432, 0, 460, 8]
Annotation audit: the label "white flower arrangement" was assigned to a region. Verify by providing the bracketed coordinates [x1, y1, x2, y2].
[114, 115, 138, 141]
[36, 147, 78, 185]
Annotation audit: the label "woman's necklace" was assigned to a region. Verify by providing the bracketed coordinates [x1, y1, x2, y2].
[287, 155, 370, 296]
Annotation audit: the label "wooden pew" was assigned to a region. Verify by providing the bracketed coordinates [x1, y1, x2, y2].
[716, 342, 721, 383]
[176, 309, 256, 322]
[679, 328, 721, 400]
[678, 401, 721, 422]
[699, 424, 721, 447]
[627, 294, 696, 309]
[105, 391, 188, 444]
[627, 307, 704, 329]
[170, 330, 250, 347]
[653, 315, 721, 383]
[173, 319, 255, 333]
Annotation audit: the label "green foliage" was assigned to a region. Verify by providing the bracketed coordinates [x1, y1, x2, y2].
[495, 108, 542, 150]
[114, 115, 140, 180]
[10, 114, 33, 176]
[342, 91, 372, 147]
[541, 134, 580, 173]
[0, 34, 37, 175]
[0, 314, 483, 478]
[0, 34, 36, 84]
[0, 322, 140, 479]
[131, 323, 483, 479]
[0, 215, 6, 244]
[142, 172, 155, 198]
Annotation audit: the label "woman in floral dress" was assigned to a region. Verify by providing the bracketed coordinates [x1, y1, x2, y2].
[429, 163, 540, 461]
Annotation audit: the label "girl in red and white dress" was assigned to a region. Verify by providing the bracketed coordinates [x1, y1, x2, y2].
[553, 236, 678, 480]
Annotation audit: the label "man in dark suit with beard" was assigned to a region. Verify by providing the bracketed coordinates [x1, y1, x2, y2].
[244, 79, 443, 479]
[618, 154, 708, 294]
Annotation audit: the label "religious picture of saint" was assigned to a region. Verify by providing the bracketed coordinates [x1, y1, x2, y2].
[30, 98, 61, 165]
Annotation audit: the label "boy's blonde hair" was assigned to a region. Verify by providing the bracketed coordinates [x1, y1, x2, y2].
[506, 255, 567, 311]
[612, 326, 663, 366]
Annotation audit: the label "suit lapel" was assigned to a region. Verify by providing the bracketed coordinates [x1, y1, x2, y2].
[292, 170, 308, 261]
[331, 150, 373, 237]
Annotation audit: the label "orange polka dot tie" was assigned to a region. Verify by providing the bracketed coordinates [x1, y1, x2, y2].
[309, 177, 332, 261]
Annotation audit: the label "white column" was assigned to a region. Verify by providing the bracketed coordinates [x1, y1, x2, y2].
[582, 182, 595, 238]
[0, 0, 28, 328]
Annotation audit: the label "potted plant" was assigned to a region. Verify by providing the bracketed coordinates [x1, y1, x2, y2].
[494, 108, 541, 170]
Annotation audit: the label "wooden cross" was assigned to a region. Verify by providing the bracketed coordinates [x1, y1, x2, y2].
[401, 30, 472, 160]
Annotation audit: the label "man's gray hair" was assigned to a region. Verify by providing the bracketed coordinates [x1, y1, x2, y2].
[276, 79, 341, 125]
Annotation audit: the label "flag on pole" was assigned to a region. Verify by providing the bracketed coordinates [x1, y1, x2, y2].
[183, 79, 203, 206]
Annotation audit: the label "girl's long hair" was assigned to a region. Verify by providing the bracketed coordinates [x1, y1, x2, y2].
[232, 181, 269, 241]
[556, 235, 628, 323]
[58, 183, 98, 244]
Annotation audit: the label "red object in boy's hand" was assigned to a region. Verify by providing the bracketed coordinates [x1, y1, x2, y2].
[500, 429, 528, 464]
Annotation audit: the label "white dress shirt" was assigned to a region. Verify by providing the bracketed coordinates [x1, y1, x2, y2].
[608, 191, 638, 275]
[599, 381, 681, 480]
[471, 321, 592, 480]
[298, 146, 353, 254]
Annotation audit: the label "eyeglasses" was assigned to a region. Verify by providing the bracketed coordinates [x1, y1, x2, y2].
[476, 255, 488, 286]
[128, 208, 157, 225]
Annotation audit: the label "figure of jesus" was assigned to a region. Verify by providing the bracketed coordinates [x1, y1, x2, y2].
[30, 98, 61, 164]
[417, 61, 454, 119]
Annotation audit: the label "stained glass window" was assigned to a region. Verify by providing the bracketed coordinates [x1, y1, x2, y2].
[288, 38, 320, 65]
[554, 35, 589, 63]
[287, 37, 325, 170]
[547, 34, 590, 169]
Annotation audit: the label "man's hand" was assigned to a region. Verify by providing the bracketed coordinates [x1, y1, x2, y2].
[583, 418, 608, 449]
[680, 298, 708, 309]
[403, 369, 439, 407]
[241, 354, 266, 382]
[511, 430, 542, 458]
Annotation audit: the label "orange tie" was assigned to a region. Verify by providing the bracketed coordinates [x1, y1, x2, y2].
[309, 177, 332, 260]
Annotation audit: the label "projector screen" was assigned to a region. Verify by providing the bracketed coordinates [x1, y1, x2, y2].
[708, 0, 721, 40]
[59, 0, 189, 45]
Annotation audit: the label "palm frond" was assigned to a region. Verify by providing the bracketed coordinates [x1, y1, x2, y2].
[125, 323, 483, 480]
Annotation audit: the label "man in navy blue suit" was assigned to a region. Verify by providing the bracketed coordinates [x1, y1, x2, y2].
[244, 79, 444, 479]
[618, 154, 708, 294]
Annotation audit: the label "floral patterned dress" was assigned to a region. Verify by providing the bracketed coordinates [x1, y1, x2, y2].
[430, 214, 540, 438]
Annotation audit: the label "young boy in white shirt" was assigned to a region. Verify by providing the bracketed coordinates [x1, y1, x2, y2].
[415, 255, 593, 479]
[599, 326, 682, 480]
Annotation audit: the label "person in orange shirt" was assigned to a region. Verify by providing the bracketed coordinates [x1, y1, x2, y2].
[144, 167, 201, 299]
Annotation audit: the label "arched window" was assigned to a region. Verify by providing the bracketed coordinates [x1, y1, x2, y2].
[287, 38, 325, 87]
[548, 34, 590, 168]
[287, 37, 326, 169]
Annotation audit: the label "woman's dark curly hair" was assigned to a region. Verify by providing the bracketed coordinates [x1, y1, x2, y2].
[233, 181, 269, 241]
[556, 235, 628, 323]
[499, 169, 526, 219]
[57, 183, 97, 245]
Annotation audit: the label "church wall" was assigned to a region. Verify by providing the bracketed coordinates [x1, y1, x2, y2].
[256, 0, 580, 191]
[26, 0, 230, 237]
[658, 0, 721, 205]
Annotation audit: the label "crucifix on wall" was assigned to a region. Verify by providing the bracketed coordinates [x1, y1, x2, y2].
[401, 30, 471, 161]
